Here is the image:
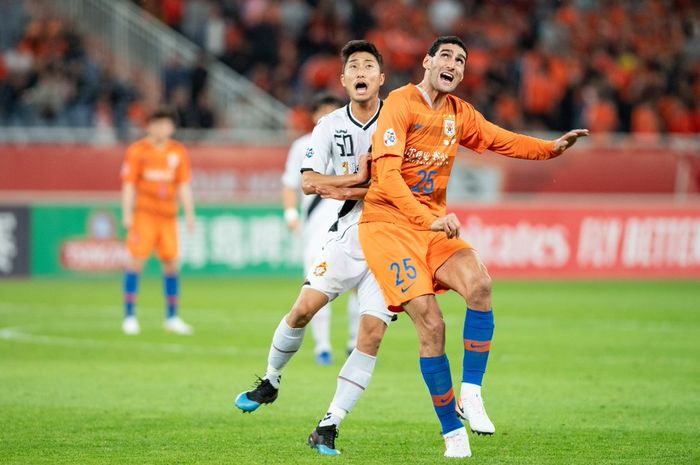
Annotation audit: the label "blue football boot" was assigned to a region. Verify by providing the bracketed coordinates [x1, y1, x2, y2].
[315, 351, 332, 366]
[308, 424, 341, 456]
[235, 377, 278, 413]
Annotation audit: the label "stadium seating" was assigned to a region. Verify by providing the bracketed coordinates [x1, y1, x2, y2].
[138, 0, 700, 134]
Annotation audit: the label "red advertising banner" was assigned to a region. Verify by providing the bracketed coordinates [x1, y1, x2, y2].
[0, 145, 289, 201]
[2, 143, 697, 201]
[450, 204, 700, 279]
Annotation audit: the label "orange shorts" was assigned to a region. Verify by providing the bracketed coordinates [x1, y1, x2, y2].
[127, 211, 179, 261]
[359, 221, 471, 311]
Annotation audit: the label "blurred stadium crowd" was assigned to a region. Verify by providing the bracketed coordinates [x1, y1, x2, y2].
[1, 0, 699, 136]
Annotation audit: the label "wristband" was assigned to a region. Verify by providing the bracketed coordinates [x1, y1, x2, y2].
[284, 208, 299, 223]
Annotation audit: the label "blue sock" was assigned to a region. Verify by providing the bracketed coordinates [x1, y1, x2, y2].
[420, 354, 463, 435]
[164, 274, 179, 319]
[462, 308, 494, 385]
[123, 271, 139, 318]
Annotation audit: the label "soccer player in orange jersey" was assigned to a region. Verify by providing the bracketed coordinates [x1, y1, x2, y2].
[120, 108, 196, 336]
[359, 36, 588, 458]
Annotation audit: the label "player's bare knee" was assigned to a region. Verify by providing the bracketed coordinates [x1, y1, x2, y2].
[467, 275, 492, 309]
[162, 260, 178, 274]
[356, 318, 386, 355]
[287, 305, 315, 327]
[419, 315, 445, 349]
[127, 257, 145, 273]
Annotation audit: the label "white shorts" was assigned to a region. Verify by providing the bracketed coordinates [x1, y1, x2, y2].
[304, 223, 395, 325]
[303, 200, 340, 273]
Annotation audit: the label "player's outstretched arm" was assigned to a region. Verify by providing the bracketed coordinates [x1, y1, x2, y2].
[462, 103, 589, 160]
[552, 129, 590, 155]
[301, 153, 371, 195]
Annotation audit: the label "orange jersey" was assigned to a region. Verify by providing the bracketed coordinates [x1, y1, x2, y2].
[121, 138, 191, 217]
[361, 84, 556, 229]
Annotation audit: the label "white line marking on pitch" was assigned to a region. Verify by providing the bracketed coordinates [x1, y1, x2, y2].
[0, 327, 239, 356]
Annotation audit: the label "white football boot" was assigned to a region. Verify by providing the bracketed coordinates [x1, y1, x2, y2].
[164, 316, 194, 335]
[443, 427, 471, 458]
[122, 316, 140, 335]
[457, 384, 495, 435]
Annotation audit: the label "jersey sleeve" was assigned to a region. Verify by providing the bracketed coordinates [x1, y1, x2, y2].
[300, 117, 333, 174]
[374, 154, 436, 229]
[281, 136, 306, 189]
[459, 101, 555, 159]
[120, 144, 141, 184]
[175, 145, 192, 183]
[371, 89, 412, 160]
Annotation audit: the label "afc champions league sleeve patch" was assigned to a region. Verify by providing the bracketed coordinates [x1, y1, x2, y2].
[305, 147, 314, 158]
[383, 128, 397, 147]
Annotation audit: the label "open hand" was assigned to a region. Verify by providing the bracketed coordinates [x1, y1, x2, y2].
[553, 129, 589, 155]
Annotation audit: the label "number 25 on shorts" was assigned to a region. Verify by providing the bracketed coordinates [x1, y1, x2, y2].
[390, 258, 417, 294]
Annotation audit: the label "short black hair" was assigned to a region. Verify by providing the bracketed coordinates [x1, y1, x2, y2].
[341, 40, 384, 72]
[427, 36, 468, 59]
[310, 92, 345, 113]
[147, 107, 177, 124]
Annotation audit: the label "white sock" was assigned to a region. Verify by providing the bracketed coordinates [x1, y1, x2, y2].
[309, 303, 332, 355]
[318, 349, 376, 427]
[346, 291, 360, 351]
[318, 404, 347, 428]
[264, 316, 305, 388]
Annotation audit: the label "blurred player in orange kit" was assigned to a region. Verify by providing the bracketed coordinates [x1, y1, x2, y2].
[360, 36, 589, 458]
[120, 108, 196, 336]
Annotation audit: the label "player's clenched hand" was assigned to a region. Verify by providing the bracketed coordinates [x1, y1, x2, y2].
[431, 213, 461, 239]
[553, 129, 589, 155]
[286, 217, 300, 232]
[355, 153, 371, 184]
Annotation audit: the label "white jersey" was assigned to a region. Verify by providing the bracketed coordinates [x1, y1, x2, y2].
[300, 101, 383, 237]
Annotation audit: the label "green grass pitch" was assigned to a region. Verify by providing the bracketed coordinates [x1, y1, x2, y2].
[0, 278, 698, 464]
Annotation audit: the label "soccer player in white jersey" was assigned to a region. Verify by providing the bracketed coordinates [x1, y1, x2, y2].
[235, 41, 395, 455]
[281, 93, 360, 366]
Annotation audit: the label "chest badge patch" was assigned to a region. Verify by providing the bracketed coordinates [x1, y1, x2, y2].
[167, 153, 180, 168]
[443, 115, 456, 138]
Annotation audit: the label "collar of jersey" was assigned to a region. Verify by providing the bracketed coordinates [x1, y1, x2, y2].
[346, 100, 383, 130]
[414, 84, 434, 109]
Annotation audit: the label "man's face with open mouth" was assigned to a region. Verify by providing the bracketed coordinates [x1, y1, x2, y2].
[341, 51, 384, 103]
[425, 43, 466, 94]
